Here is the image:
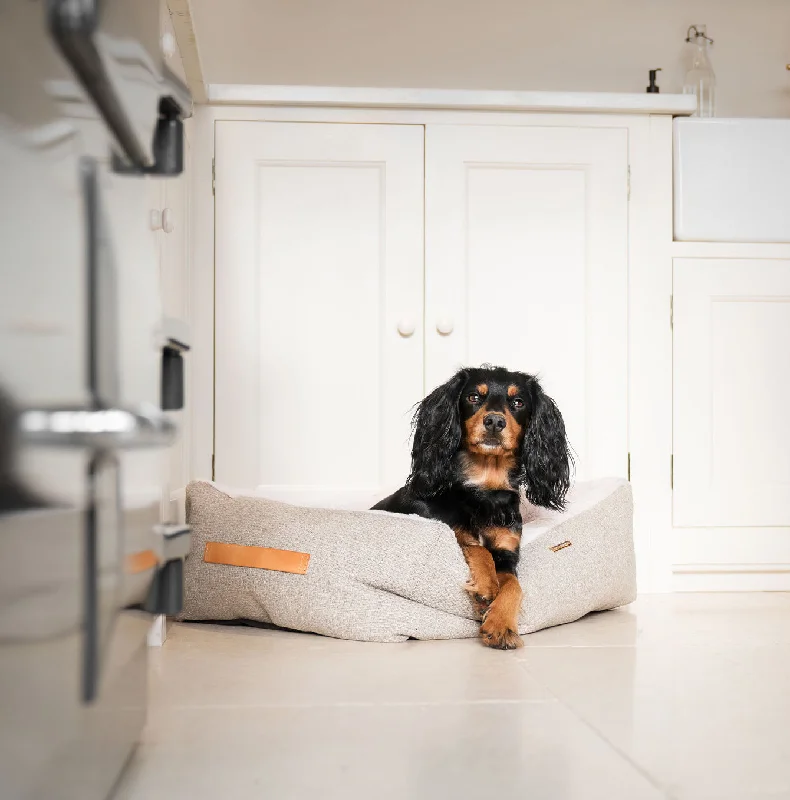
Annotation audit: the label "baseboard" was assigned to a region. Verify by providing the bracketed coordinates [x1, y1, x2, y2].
[673, 564, 790, 591]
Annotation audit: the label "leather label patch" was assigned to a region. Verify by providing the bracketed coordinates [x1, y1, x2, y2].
[203, 541, 310, 574]
[549, 540, 572, 553]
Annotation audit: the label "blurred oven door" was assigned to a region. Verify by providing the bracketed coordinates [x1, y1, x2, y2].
[0, 3, 181, 798]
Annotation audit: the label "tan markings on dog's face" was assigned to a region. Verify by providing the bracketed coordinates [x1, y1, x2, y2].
[463, 406, 488, 446]
[463, 402, 524, 455]
[499, 411, 523, 452]
[460, 373, 529, 456]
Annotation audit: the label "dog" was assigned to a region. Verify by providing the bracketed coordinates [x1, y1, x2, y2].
[372, 366, 572, 649]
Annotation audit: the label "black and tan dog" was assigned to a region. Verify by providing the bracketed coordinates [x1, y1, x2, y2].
[373, 366, 571, 649]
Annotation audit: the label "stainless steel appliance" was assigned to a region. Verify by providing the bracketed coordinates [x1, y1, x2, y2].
[0, 2, 191, 797]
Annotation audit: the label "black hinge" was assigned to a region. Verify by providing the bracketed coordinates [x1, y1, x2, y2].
[627, 452, 631, 481]
[211, 454, 215, 481]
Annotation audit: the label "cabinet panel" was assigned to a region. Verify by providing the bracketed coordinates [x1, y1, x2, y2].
[214, 122, 424, 503]
[673, 257, 790, 527]
[425, 125, 629, 480]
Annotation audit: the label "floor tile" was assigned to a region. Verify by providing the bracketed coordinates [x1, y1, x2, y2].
[520, 592, 790, 649]
[151, 623, 551, 707]
[518, 643, 790, 799]
[115, 702, 666, 800]
[678, 794, 790, 800]
[116, 594, 790, 800]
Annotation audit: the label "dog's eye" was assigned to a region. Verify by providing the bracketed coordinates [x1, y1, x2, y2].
[467, 392, 481, 404]
[511, 397, 525, 409]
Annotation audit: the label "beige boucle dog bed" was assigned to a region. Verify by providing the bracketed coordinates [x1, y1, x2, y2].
[177, 478, 635, 642]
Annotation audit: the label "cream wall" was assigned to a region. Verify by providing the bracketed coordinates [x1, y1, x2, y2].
[191, 0, 789, 118]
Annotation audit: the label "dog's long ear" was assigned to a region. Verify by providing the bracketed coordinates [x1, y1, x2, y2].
[406, 370, 467, 498]
[520, 379, 572, 510]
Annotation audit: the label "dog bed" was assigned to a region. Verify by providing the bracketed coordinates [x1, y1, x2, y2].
[177, 478, 635, 642]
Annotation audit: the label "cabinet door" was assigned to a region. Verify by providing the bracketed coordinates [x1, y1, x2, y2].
[425, 125, 629, 480]
[215, 122, 424, 505]
[673, 258, 790, 527]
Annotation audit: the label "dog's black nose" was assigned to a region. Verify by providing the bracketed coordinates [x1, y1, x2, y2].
[483, 413, 506, 433]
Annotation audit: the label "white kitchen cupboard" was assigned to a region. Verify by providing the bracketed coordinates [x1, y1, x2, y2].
[425, 125, 629, 479]
[672, 249, 790, 589]
[213, 119, 630, 500]
[213, 121, 425, 506]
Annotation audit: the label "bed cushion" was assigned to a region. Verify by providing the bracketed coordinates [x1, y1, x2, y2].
[177, 478, 635, 642]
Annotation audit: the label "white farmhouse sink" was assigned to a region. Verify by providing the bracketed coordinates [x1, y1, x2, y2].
[674, 118, 790, 242]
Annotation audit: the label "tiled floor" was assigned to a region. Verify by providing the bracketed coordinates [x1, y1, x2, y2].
[115, 593, 790, 800]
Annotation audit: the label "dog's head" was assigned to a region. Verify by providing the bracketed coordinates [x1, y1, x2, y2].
[406, 366, 572, 509]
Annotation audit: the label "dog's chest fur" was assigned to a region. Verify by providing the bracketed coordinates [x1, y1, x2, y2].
[458, 452, 518, 491]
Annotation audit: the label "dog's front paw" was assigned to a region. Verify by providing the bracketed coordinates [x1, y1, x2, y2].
[469, 592, 492, 619]
[465, 575, 499, 618]
[479, 610, 523, 650]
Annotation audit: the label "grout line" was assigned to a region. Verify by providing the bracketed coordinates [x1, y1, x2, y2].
[149, 697, 556, 712]
[520, 644, 637, 649]
[514, 659, 674, 799]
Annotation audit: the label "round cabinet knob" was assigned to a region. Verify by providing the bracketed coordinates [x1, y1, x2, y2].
[436, 316, 454, 336]
[397, 316, 416, 337]
[149, 209, 162, 231]
[162, 208, 174, 234]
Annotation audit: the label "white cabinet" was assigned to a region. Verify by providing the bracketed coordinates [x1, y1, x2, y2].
[214, 121, 425, 504]
[425, 125, 629, 479]
[212, 120, 630, 500]
[672, 251, 790, 588]
[191, 101, 790, 589]
[674, 257, 790, 527]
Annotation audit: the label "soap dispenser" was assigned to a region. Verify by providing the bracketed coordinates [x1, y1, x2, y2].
[683, 25, 716, 117]
[646, 68, 662, 93]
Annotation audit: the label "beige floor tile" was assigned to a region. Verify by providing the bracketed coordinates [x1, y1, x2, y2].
[151, 623, 551, 708]
[117, 594, 790, 800]
[165, 620, 375, 655]
[518, 643, 790, 799]
[520, 592, 790, 649]
[115, 702, 666, 800]
[678, 794, 790, 800]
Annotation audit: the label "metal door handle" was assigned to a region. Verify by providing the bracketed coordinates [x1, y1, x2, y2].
[20, 406, 176, 450]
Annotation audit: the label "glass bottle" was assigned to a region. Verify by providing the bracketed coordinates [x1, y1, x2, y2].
[683, 25, 716, 117]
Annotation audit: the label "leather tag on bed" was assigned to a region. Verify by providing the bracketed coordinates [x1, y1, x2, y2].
[203, 541, 310, 574]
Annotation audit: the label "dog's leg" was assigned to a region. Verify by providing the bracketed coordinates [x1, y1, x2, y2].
[454, 528, 499, 617]
[480, 573, 523, 649]
[479, 529, 523, 650]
